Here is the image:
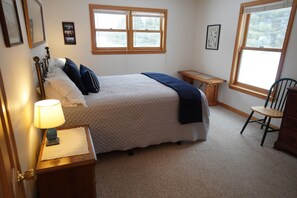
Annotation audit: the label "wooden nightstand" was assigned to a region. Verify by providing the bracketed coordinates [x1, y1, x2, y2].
[36, 126, 97, 198]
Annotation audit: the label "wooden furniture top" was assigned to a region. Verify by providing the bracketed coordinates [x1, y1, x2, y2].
[178, 70, 226, 84]
[36, 125, 97, 174]
[288, 86, 297, 92]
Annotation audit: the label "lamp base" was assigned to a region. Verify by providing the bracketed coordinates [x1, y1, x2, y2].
[46, 128, 60, 146]
[46, 137, 60, 146]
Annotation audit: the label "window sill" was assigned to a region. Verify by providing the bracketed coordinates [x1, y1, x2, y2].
[92, 49, 166, 55]
[229, 83, 267, 100]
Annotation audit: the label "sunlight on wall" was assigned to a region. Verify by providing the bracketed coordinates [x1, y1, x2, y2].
[0, 0, 47, 196]
[0, 31, 44, 198]
[28, 124, 41, 161]
[4, 59, 40, 198]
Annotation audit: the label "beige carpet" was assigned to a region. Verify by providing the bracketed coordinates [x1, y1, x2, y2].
[95, 106, 297, 198]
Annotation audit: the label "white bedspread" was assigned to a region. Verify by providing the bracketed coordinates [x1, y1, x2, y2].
[62, 74, 209, 154]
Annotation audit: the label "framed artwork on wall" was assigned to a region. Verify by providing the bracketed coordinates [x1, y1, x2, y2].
[22, 0, 46, 48]
[205, 24, 221, 50]
[0, 0, 23, 47]
[62, 22, 76, 45]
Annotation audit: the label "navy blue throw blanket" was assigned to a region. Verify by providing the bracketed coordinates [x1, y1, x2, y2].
[142, 72, 202, 124]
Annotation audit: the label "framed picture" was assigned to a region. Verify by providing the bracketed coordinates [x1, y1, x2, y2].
[205, 24, 221, 50]
[22, 0, 46, 48]
[0, 0, 23, 47]
[62, 22, 76, 45]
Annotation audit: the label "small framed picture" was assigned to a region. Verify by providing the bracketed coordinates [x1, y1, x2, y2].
[0, 0, 23, 47]
[62, 22, 76, 45]
[205, 24, 221, 50]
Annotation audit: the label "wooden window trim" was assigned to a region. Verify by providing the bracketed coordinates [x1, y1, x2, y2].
[241, 47, 282, 52]
[229, 0, 297, 98]
[89, 4, 167, 55]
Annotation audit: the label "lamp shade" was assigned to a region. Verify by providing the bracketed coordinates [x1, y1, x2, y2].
[34, 99, 65, 129]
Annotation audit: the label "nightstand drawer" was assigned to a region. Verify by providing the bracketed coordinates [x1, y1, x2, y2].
[282, 116, 297, 132]
[37, 164, 96, 198]
[279, 128, 297, 146]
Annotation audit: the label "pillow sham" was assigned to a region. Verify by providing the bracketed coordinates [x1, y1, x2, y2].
[44, 81, 78, 107]
[63, 58, 88, 95]
[80, 64, 100, 93]
[47, 58, 66, 75]
[45, 68, 87, 107]
[49, 58, 66, 69]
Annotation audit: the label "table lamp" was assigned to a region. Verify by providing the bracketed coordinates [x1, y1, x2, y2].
[34, 99, 65, 146]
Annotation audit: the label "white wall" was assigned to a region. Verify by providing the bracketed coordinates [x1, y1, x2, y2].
[194, 0, 297, 125]
[0, 0, 46, 197]
[44, 0, 199, 77]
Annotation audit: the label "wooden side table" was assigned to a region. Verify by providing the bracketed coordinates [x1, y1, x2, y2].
[178, 70, 225, 106]
[36, 126, 97, 198]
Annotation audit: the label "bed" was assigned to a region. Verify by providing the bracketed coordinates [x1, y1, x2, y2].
[34, 47, 210, 154]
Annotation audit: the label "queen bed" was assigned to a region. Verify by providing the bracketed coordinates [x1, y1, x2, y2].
[34, 48, 209, 154]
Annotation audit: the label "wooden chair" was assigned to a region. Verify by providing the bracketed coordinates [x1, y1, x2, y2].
[240, 78, 297, 146]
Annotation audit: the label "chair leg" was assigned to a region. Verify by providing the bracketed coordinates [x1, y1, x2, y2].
[261, 116, 267, 129]
[240, 111, 254, 134]
[261, 117, 271, 146]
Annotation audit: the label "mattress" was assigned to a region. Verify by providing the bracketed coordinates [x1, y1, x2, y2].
[62, 74, 209, 154]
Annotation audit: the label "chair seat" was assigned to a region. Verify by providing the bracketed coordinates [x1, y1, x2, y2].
[251, 106, 283, 118]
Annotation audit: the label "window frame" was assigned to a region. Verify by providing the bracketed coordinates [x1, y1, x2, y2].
[89, 4, 167, 55]
[229, 0, 297, 99]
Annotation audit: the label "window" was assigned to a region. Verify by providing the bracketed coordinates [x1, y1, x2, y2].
[229, 0, 296, 99]
[89, 4, 167, 54]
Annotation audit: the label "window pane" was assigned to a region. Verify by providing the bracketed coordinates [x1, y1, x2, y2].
[238, 50, 281, 90]
[133, 32, 160, 47]
[94, 13, 126, 29]
[133, 16, 160, 30]
[96, 31, 127, 47]
[246, 7, 291, 48]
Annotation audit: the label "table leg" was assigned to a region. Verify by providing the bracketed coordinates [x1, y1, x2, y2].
[205, 84, 218, 106]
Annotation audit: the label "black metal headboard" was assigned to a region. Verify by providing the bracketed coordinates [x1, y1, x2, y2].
[33, 47, 50, 99]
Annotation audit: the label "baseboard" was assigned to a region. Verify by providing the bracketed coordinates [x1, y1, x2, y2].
[217, 101, 279, 128]
[217, 101, 250, 118]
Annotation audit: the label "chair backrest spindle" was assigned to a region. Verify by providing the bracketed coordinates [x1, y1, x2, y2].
[274, 80, 284, 110]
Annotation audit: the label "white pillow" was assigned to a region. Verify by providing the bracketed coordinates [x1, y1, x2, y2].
[44, 81, 78, 107]
[48, 58, 66, 75]
[49, 58, 66, 68]
[45, 68, 87, 107]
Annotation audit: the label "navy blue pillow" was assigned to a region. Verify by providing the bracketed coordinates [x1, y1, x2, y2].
[80, 64, 100, 93]
[63, 58, 88, 95]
